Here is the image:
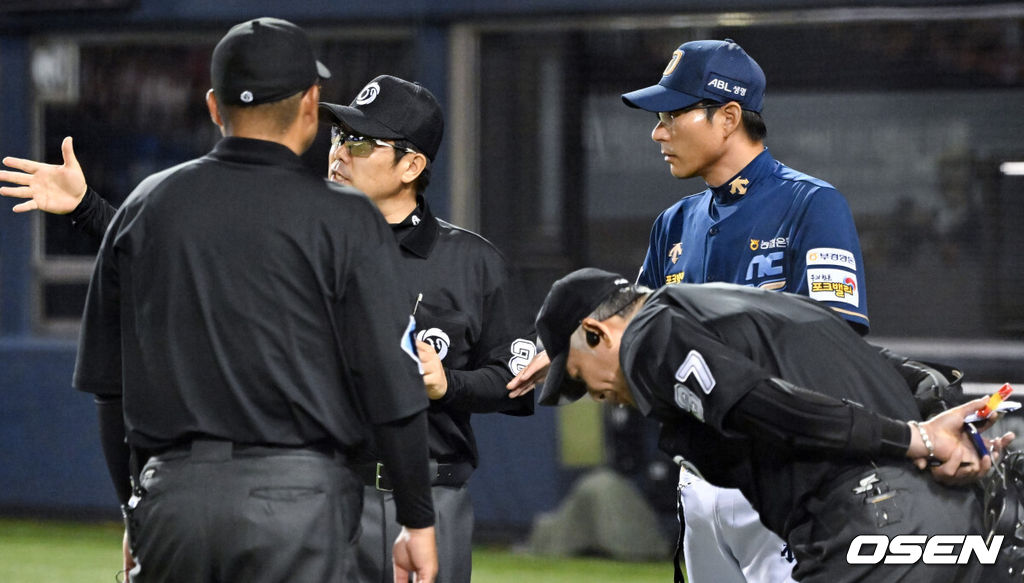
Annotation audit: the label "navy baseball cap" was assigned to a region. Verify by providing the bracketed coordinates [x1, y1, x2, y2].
[319, 75, 444, 161]
[622, 39, 765, 113]
[211, 17, 331, 107]
[536, 268, 632, 406]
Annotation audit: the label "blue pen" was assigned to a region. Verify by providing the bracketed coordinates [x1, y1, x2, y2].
[964, 422, 990, 458]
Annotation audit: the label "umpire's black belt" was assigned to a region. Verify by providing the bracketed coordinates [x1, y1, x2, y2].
[150, 439, 342, 462]
[356, 461, 473, 491]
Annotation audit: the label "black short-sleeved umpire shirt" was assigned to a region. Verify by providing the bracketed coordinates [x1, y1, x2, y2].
[387, 197, 535, 468]
[73, 137, 426, 452]
[620, 282, 920, 536]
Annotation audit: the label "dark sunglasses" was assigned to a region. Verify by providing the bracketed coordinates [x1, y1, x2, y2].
[330, 126, 414, 157]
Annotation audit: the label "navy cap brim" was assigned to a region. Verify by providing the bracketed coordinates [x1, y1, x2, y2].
[537, 351, 588, 407]
[621, 83, 703, 113]
[318, 102, 402, 140]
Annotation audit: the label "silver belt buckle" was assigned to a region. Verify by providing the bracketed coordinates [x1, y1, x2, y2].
[375, 462, 392, 492]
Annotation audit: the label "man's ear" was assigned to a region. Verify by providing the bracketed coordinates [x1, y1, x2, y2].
[401, 152, 428, 185]
[206, 89, 225, 134]
[718, 101, 743, 137]
[301, 84, 320, 122]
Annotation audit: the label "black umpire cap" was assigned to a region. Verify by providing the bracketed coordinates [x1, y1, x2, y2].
[211, 17, 331, 106]
[319, 75, 445, 161]
[536, 268, 632, 406]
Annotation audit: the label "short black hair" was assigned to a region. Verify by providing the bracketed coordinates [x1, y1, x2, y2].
[700, 99, 767, 142]
[390, 138, 431, 195]
[220, 90, 303, 135]
[589, 285, 650, 321]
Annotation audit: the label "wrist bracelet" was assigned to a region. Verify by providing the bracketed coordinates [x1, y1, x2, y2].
[909, 421, 936, 460]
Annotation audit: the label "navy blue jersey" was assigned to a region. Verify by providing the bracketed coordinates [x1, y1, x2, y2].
[637, 149, 868, 332]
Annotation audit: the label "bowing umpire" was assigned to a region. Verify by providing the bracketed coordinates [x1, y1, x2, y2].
[534, 268, 1014, 583]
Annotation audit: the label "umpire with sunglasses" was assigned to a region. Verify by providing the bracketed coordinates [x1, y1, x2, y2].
[67, 19, 437, 583]
[320, 75, 536, 583]
[1, 71, 534, 583]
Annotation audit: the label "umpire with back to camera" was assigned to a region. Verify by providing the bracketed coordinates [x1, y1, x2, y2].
[71, 18, 437, 583]
[320, 75, 536, 583]
[534, 267, 1017, 583]
[0, 72, 536, 583]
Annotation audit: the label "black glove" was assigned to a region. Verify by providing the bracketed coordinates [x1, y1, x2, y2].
[900, 359, 967, 419]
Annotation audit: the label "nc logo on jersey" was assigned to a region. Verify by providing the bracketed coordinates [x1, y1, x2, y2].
[416, 327, 450, 360]
[746, 252, 784, 281]
[507, 338, 537, 375]
[355, 82, 380, 105]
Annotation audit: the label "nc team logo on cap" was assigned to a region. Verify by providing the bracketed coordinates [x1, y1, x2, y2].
[621, 39, 766, 114]
[663, 50, 683, 76]
[355, 82, 380, 105]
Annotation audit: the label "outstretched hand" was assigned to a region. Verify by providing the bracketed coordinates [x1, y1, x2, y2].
[506, 350, 550, 398]
[1, 136, 88, 214]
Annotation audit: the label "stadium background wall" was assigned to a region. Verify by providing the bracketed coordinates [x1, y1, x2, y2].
[2, 0, 1023, 538]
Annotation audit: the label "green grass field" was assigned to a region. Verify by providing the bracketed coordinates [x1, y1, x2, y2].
[0, 519, 671, 582]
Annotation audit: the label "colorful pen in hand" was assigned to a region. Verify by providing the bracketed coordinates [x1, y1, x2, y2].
[976, 383, 1014, 419]
[964, 422, 990, 458]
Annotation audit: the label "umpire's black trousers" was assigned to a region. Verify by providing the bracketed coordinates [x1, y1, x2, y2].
[787, 463, 987, 583]
[128, 439, 361, 583]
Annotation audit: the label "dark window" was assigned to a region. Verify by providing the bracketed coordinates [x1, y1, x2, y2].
[477, 16, 1024, 339]
[35, 33, 415, 328]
